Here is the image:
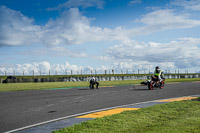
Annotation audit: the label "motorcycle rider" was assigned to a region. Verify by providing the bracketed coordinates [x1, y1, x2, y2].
[154, 66, 164, 84]
[89, 77, 99, 89]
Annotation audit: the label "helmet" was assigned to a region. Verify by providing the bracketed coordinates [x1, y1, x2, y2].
[155, 66, 160, 70]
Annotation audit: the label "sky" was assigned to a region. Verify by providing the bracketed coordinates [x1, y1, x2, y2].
[0, 0, 200, 75]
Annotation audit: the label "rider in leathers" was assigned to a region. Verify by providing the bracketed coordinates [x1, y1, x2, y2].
[154, 66, 164, 83]
[89, 77, 99, 89]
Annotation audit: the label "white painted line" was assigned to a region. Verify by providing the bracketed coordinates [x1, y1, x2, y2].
[5, 94, 200, 133]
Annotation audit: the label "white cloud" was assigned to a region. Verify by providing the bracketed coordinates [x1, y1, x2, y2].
[101, 38, 200, 70]
[0, 61, 82, 75]
[40, 8, 131, 46]
[40, 8, 102, 46]
[1, 6, 200, 47]
[38, 61, 51, 72]
[15, 61, 51, 74]
[0, 6, 111, 46]
[171, 0, 200, 11]
[112, 61, 175, 73]
[0, 6, 40, 46]
[1, 41, 200, 76]
[39, 9, 200, 46]
[1, 6, 200, 72]
[0, 61, 120, 75]
[47, 0, 105, 11]
[134, 9, 200, 34]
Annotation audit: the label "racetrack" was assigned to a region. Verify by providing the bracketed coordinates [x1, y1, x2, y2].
[1, 82, 200, 133]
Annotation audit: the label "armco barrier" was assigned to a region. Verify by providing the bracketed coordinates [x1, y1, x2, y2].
[1, 74, 200, 83]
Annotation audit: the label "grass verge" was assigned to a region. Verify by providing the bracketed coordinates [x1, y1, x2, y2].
[53, 99, 200, 133]
[0, 78, 199, 92]
[0, 80, 144, 91]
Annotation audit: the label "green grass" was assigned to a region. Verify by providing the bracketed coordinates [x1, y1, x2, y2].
[0, 82, 87, 91]
[165, 78, 200, 83]
[0, 80, 144, 92]
[53, 99, 200, 133]
[0, 78, 200, 92]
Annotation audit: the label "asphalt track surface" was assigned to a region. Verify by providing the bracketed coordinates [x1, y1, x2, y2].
[1, 82, 200, 133]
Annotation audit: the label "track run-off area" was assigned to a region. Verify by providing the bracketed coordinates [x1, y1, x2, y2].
[1, 81, 200, 133]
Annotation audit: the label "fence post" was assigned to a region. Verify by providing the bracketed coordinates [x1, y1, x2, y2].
[49, 70, 50, 76]
[112, 69, 114, 75]
[5, 71, 6, 76]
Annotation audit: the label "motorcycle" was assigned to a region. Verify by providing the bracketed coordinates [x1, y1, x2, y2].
[147, 76, 165, 90]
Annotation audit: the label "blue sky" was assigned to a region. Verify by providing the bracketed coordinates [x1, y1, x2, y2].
[0, 0, 200, 75]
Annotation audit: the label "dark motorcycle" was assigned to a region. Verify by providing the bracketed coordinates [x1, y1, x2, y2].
[147, 76, 165, 90]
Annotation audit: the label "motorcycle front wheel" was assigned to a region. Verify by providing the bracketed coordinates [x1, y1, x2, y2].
[148, 81, 154, 90]
[159, 81, 165, 89]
